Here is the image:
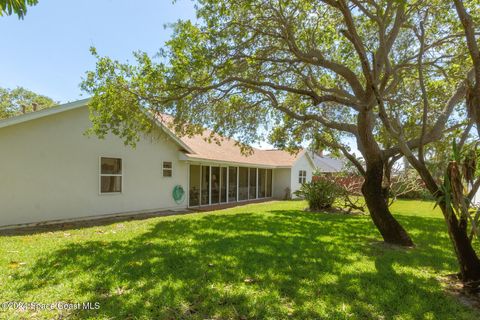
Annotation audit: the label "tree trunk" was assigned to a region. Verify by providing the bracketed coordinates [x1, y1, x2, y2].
[445, 210, 480, 282]
[356, 109, 414, 247]
[362, 158, 414, 246]
[434, 200, 480, 282]
[402, 150, 480, 283]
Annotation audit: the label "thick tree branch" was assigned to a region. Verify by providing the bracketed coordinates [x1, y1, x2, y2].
[416, 18, 429, 164]
[272, 6, 366, 99]
[241, 83, 359, 134]
[383, 71, 473, 158]
[454, 0, 480, 137]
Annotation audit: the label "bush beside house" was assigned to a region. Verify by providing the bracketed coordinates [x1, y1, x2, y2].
[294, 178, 341, 211]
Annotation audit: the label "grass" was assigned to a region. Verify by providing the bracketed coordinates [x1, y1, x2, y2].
[0, 200, 479, 319]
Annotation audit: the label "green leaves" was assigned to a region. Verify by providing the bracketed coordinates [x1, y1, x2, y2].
[80, 0, 475, 164]
[0, 86, 56, 120]
[434, 138, 480, 243]
[294, 177, 342, 211]
[0, 0, 38, 19]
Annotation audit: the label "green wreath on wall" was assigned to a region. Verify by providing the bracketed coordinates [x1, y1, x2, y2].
[172, 185, 186, 204]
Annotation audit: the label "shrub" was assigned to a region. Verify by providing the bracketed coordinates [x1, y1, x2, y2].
[294, 178, 341, 210]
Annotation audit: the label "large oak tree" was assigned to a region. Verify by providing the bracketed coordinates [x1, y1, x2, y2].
[82, 0, 468, 249]
[375, 0, 480, 282]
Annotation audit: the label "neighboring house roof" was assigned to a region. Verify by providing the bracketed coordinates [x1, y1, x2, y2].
[311, 153, 345, 173]
[0, 99, 316, 168]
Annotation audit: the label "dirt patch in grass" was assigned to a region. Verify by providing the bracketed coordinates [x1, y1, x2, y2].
[439, 274, 480, 312]
[304, 206, 365, 215]
[369, 240, 416, 250]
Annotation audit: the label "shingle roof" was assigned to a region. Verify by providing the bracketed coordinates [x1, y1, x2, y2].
[181, 133, 304, 167]
[156, 114, 304, 167]
[312, 154, 345, 173]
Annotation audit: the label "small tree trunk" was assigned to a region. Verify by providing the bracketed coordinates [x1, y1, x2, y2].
[438, 202, 480, 282]
[362, 159, 414, 247]
[403, 152, 480, 283]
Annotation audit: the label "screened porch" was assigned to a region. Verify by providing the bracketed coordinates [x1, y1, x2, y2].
[188, 165, 273, 207]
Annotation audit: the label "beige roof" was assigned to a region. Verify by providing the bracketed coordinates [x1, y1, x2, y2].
[156, 114, 304, 167]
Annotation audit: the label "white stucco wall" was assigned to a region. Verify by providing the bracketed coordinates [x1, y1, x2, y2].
[290, 154, 314, 199]
[272, 168, 291, 199]
[0, 106, 188, 227]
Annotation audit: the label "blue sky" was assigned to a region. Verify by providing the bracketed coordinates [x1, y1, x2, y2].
[0, 0, 197, 103]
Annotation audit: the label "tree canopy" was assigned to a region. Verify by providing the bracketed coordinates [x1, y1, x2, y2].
[0, 87, 56, 120]
[82, 1, 468, 160]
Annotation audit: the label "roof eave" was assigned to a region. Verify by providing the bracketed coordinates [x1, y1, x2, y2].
[0, 98, 91, 130]
[148, 115, 195, 154]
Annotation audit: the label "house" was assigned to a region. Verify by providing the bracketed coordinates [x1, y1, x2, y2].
[0, 98, 342, 228]
[310, 152, 345, 173]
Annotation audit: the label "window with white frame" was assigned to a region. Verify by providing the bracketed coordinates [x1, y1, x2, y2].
[163, 161, 173, 177]
[299, 170, 307, 184]
[100, 157, 122, 193]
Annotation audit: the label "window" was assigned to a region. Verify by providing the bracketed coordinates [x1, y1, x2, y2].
[163, 161, 173, 177]
[299, 170, 307, 184]
[100, 157, 122, 193]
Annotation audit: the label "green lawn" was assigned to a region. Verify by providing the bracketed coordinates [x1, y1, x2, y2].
[0, 200, 478, 319]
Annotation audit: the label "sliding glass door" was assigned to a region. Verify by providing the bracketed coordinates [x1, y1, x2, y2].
[220, 167, 227, 203]
[211, 166, 220, 204]
[266, 169, 273, 197]
[189, 165, 201, 206]
[228, 167, 237, 202]
[239, 167, 249, 200]
[249, 168, 257, 199]
[201, 166, 210, 205]
[258, 168, 266, 198]
[190, 164, 272, 206]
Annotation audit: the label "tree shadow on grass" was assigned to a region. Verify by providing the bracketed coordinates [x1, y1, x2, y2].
[11, 209, 479, 319]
